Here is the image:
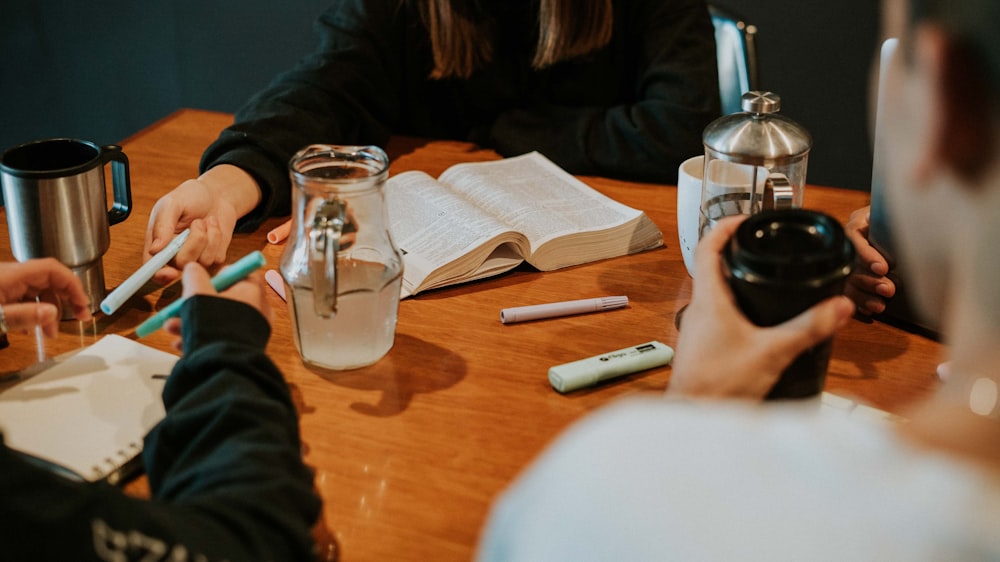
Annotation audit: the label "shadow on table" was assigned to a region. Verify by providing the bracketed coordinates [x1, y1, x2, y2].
[309, 333, 465, 417]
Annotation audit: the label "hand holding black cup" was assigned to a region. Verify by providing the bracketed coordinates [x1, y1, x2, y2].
[723, 209, 855, 399]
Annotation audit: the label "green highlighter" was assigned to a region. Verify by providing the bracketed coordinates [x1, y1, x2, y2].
[135, 250, 267, 338]
[548, 341, 674, 393]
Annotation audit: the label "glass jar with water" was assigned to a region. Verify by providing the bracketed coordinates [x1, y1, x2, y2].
[280, 145, 403, 370]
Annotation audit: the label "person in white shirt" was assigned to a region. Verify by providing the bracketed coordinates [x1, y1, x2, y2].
[476, 0, 1000, 559]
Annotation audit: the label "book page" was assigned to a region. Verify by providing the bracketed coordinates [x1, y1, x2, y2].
[438, 152, 642, 254]
[386, 171, 527, 294]
[0, 335, 175, 481]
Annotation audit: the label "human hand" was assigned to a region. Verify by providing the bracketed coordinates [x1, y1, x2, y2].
[844, 206, 896, 315]
[667, 217, 856, 399]
[0, 259, 93, 338]
[163, 262, 272, 351]
[143, 165, 261, 284]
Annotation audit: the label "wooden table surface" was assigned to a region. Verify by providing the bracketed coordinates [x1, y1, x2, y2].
[0, 109, 945, 561]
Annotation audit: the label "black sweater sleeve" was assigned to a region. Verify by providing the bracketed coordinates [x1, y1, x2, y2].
[0, 296, 320, 561]
[201, 0, 405, 232]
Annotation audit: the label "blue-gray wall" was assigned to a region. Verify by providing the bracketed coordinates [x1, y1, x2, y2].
[1, 0, 881, 190]
[1, 0, 328, 148]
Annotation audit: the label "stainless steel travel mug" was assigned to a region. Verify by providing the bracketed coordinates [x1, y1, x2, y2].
[1, 138, 132, 317]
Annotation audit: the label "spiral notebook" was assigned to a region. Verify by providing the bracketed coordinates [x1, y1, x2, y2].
[0, 334, 177, 484]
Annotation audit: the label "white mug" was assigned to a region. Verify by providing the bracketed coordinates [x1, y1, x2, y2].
[676, 155, 703, 278]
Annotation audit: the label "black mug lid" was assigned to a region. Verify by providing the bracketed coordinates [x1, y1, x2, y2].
[726, 209, 855, 286]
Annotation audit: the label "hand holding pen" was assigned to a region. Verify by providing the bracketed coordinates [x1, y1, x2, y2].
[143, 166, 256, 285]
[136, 251, 268, 338]
[160, 260, 273, 351]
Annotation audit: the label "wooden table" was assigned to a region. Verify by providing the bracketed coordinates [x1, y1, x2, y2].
[0, 109, 944, 561]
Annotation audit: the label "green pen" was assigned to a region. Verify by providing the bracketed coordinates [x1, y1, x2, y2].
[135, 250, 267, 338]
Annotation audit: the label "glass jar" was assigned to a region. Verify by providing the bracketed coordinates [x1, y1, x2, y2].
[280, 145, 403, 370]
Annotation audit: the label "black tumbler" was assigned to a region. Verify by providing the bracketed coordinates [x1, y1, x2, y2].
[723, 209, 855, 399]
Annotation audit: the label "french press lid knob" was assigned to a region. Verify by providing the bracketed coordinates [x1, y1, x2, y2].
[741, 91, 781, 114]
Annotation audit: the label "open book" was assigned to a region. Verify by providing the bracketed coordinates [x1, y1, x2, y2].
[0, 335, 176, 483]
[387, 152, 663, 297]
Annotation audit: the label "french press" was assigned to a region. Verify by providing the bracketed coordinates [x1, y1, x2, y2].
[698, 91, 813, 239]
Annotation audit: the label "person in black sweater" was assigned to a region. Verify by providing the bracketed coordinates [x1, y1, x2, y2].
[0, 259, 321, 561]
[143, 0, 720, 282]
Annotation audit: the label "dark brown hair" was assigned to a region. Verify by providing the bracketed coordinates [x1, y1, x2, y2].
[416, 0, 614, 79]
[908, 0, 1000, 180]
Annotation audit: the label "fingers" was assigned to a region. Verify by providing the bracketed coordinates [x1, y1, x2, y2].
[845, 206, 890, 277]
[0, 258, 92, 322]
[151, 264, 182, 286]
[145, 194, 188, 285]
[846, 272, 896, 315]
[171, 218, 230, 270]
[174, 265, 271, 331]
[844, 206, 871, 239]
[842, 206, 895, 314]
[769, 296, 855, 358]
[853, 240, 890, 277]
[692, 215, 746, 290]
[144, 194, 186, 259]
[2, 301, 61, 338]
[180, 262, 216, 299]
[145, 179, 235, 285]
[845, 284, 887, 316]
[41, 263, 93, 323]
[218, 271, 273, 324]
[164, 317, 184, 352]
[151, 218, 231, 285]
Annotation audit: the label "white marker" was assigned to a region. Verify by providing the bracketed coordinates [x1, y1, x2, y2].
[501, 296, 628, 324]
[548, 341, 674, 393]
[100, 229, 191, 315]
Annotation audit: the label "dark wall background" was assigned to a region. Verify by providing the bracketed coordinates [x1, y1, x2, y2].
[1, 0, 881, 190]
[0, 0, 329, 149]
[713, 0, 882, 190]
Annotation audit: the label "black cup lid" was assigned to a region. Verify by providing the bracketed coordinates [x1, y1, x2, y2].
[725, 209, 855, 286]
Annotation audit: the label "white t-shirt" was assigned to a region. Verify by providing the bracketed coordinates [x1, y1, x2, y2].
[477, 398, 1000, 561]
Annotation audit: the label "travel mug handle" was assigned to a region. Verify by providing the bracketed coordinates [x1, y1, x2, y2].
[102, 144, 132, 225]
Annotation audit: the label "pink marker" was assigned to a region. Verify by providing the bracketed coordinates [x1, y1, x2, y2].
[501, 296, 628, 324]
[264, 269, 287, 301]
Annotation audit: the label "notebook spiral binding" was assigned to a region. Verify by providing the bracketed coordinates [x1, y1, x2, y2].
[93, 441, 144, 485]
